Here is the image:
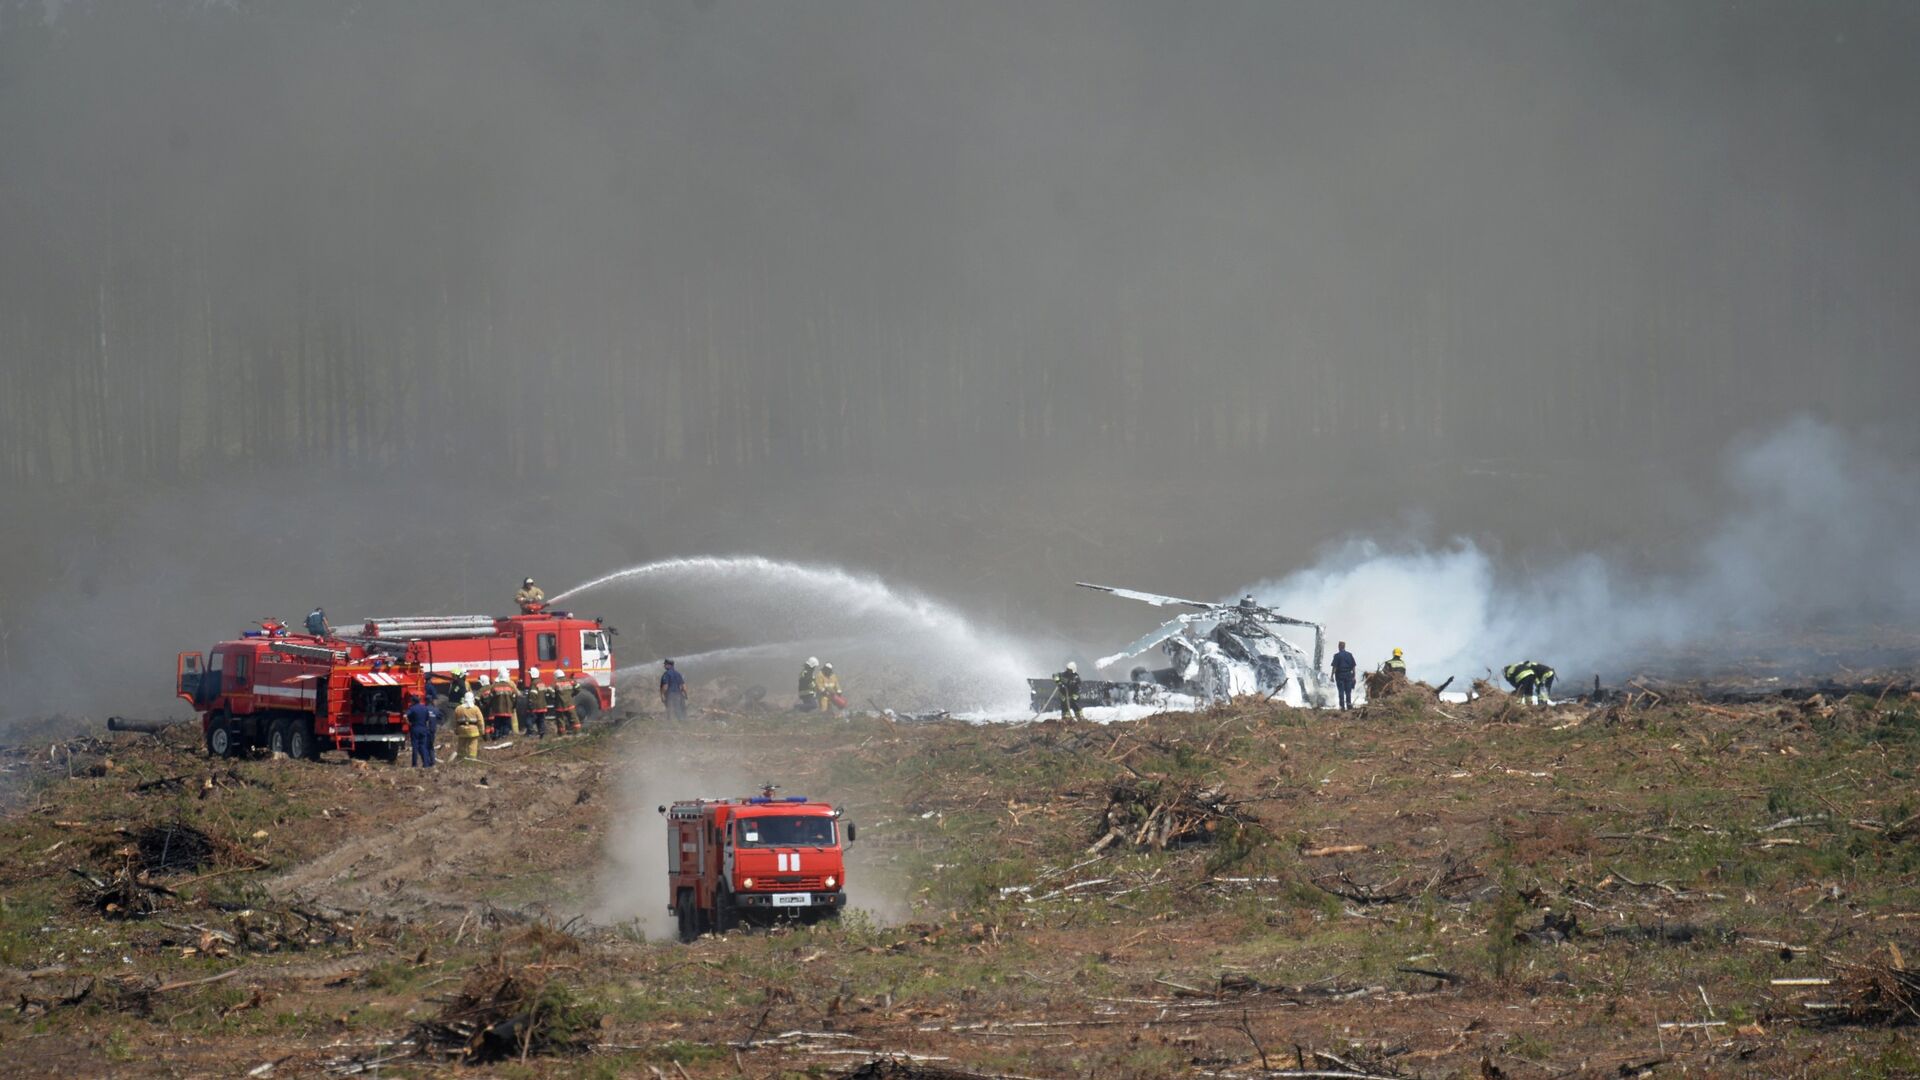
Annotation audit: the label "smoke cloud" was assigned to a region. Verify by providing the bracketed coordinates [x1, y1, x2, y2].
[1246, 418, 1920, 685]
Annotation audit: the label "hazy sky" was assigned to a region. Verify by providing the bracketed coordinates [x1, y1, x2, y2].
[3, 1, 1916, 720]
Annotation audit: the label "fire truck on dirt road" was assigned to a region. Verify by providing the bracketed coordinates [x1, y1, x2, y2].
[660, 788, 856, 942]
[177, 621, 423, 762]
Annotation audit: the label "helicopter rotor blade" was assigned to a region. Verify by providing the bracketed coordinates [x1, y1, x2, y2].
[1095, 612, 1215, 668]
[1075, 582, 1215, 611]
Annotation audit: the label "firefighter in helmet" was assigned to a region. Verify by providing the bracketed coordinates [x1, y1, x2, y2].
[446, 667, 470, 706]
[816, 662, 843, 716]
[1382, 647, 1407, 676]
[452, 692, 485, 762]
[1053, 661, 1084, 722]
[516, 577, 546, 614]
[551, 669, 580, 734]
[796, 657, 820, 711]
[522, 667, 548, 738]
[485, 669, 518, 736]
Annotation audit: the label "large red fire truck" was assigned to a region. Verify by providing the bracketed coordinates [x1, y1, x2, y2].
[177, 622, 423, 762]
[340, 611, 617, 718]
[660, 788, 856, 942]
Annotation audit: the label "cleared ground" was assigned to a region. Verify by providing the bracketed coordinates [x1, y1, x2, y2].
[2, 682, 1917, 1078]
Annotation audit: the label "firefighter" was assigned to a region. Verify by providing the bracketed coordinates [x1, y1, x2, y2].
[485, 671, 517, 737]
[1053, 661, 1084, 721]
[1504, 660, 1557, 705]
[1382, 648, 1407, 676]
[522, 667, 548, 738]
[817, 662, 843, 716]
[305, 606, 331, 637]
[551, 670, 580, 734]
[404, 694, 440, 768]
[659, 659, 688, 720]
[1331, 640, 1357, 711]
[796, 657, 820, 711]
[452, 693, 485, 762]
[446, 667, 470, 707]
[516, 577, 546, 614]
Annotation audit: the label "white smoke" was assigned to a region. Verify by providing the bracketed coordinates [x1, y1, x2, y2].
[1243, 418, 1920, 684]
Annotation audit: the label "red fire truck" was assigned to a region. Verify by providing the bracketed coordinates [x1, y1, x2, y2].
[660, 788, 856, 942]
[341, 611, 617, 718]
[176, 622, 423, 762]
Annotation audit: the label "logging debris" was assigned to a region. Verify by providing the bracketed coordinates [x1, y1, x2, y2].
[411, 951, 594, 1063]
[1086, 777, 1265, 853]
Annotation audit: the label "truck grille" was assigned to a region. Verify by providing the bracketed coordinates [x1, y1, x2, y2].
[758, 875, 826, 889]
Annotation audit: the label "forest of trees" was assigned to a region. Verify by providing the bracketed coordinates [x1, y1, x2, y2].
[3, 1, 1915, 488]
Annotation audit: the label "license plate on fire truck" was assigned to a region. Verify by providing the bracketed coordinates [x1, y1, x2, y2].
[771, 893, 810, 907]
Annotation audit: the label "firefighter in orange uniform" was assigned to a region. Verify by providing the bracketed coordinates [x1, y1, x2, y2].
[522, 667, 548, 738]
[550, 670, 580, 735]
[485, 671, 518, 737]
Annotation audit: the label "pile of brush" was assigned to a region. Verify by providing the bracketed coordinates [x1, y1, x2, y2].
[414, 942, 593, 1063]
[1088, 777, 1262, 853]
[1776, 950, 1919, 1027]
[1825, 955, 1920, 1026]
[839, 1058, 1011, 1080]
[69, 865, 174, 919]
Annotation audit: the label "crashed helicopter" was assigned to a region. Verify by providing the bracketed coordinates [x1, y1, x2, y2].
[1029, 583, 1328, 711]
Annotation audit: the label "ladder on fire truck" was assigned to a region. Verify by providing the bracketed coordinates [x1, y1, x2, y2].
[336, 614, 504, 654]
[267, 640, 351, 662]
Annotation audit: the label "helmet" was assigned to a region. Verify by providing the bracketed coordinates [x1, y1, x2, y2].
[822, 662, 834, 672]
[528, 667, 541, 679]
[498, 667, 511, 681]
[663, 658, 675, 667]
[453, 667, 466, 676]
[523, 577, 535, 587]
[1066, 661, 1078, 673]
[462, 693, 476, 706]
[478, 675, 491, 686]
[806, 656, 819, 668]
[1392, 647, 1403, 658]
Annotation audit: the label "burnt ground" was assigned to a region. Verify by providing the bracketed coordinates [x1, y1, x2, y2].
[2, 680, 1918, 1078]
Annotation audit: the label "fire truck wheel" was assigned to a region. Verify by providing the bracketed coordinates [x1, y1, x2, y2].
[267, 717, 293, 756]
[676, 890, 698, 943]
[573, 690, 600, 722]
[373, 742, 400, 764]
[206, 717, 238, 759]
[287, 724, 317, 762]
[713, 890, 740, 934]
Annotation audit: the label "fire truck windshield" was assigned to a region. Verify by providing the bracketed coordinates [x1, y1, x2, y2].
[736, 815, 835, 848]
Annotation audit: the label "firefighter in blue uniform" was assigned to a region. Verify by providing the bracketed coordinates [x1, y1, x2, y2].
[405, 694, 440, 768]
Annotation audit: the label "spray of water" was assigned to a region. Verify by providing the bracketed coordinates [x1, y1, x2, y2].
[558, 555, 1038, 710]
[615, 640, 805, 679]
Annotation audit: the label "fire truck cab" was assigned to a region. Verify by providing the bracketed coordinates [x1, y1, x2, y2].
[660, 788, 856, 942]
[177, 621, 421, 762]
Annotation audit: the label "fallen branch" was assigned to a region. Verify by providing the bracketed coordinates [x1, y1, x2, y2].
[1395, 966, 1463, 984]
[154, 967, 244, 993]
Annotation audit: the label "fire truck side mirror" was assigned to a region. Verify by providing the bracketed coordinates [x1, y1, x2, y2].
[844, 823, 856, 844]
